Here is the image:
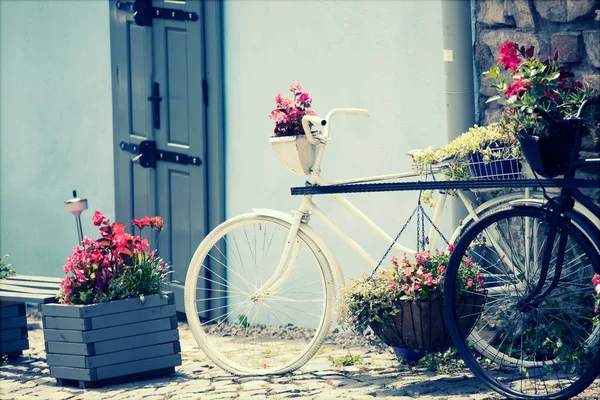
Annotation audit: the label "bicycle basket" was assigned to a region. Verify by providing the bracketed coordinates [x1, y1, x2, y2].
[269, 135, 316, 175]
[458, 143, 524, 181]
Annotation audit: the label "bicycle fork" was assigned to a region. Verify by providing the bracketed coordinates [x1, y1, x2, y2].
[516, 198, 572, 311]
[250, 210, 306, 302]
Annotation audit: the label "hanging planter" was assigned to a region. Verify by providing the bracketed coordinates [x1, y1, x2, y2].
[341, 247, 486, 362]
[517, 119, 580, 178]
[369, 295, 484, 352]
[269, 135, 316, 175]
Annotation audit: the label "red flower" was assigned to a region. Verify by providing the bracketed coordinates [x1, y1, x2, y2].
[132, 217, 151, 229]
[390, 256, 398, 265]
[497, 41, 521, 72]
[149, 216, 165, 231]
[92, 210, 106, 227]
[467, 278, 475, 287]
[447, 244, 455, 253]
[504, 78, 531, 98]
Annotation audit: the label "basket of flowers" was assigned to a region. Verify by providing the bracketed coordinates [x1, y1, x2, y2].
[341, 246, 485, 361]
[268, 81, 319, 175]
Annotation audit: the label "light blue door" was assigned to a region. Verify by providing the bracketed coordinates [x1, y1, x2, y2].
[109, 0, 224, 312]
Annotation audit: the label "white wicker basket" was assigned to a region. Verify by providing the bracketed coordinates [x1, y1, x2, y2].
[269, 135, 316, 176]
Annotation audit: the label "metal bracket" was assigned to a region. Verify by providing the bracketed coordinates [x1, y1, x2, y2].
[120, 140, 202, 168]
[116, 0, 198, 27]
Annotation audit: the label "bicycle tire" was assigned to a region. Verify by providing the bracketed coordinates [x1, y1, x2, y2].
[444, 206, 600, 399]
[184, 213, 336, 375]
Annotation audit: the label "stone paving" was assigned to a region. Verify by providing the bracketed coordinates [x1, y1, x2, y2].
[1, 316, 599, 400]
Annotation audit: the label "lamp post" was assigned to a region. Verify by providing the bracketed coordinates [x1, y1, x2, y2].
[64, 190, 88, 245]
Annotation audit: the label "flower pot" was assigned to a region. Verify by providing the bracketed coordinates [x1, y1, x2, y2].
[269, 135, 316, 175]
[516, 120, 581, 178]
[369, 294, 484, 352]
[0, 301, 28, 358]
[40, 292, 181, 388]
[467, 143, 522, 180]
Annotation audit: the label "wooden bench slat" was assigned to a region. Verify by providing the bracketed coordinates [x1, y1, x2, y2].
[5, 275, 62, 285]
[0, 291, 58, 304]
[0, 283, 59, 296]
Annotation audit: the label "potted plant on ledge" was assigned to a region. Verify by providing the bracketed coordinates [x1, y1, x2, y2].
[269, 81, 319, 175]
[340, 246, 485, 364]
[486, 41, 597, 178]
[41, 212, 181, 388]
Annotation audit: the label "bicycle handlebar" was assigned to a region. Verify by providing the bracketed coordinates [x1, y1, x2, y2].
[302, 108, 370, 144]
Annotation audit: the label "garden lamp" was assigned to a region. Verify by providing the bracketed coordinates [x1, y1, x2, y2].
[64, 190, 88, 245]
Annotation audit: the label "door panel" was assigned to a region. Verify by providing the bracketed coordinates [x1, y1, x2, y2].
[110, 0, 217, 312]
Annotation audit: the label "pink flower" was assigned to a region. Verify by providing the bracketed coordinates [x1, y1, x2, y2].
[274, 94, 283, 104]
[438, 265, 446, 275]
[390, 256, 398, 265]
[92, 210, 106, 227]
[467, 278, 475, 287]
[592, 274, 600, 286]
[289, 81, 302, 92]
[544, 90, 557, 100]
[298, 92, 311, 103]
[465, 258, 474, 268]
[447, 244, 455, 253]
[388, 281, 397, 290]
[281, 98, 294, 109]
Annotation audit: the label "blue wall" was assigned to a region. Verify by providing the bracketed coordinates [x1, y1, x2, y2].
[0, 0, 115, 277]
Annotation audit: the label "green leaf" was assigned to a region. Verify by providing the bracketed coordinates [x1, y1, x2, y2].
[486, 95, 502, 103]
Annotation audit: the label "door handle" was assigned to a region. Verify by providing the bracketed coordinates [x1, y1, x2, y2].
[148, 82, 162, 130]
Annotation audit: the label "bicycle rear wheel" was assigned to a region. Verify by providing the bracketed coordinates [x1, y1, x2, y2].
[444, 207, 600, 399]
[184, 213, 335, 375]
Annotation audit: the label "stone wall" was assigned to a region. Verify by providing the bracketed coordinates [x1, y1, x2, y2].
[474, 0, 600, 201]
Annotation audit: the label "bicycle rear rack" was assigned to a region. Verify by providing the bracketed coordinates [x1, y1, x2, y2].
[290, 179, 599, 196]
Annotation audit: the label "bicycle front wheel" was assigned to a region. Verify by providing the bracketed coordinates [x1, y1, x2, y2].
[444, 207, 600, 399]
[184, 213, 335, 375]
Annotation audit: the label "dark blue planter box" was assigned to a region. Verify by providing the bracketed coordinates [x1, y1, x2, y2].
[41, 292, 181, 388]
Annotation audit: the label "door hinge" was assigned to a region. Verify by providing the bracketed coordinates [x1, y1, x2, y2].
[116, 0, 199, 27]
[120, 140, 202, 168]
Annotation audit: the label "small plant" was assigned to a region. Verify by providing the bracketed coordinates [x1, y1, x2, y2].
[57, 211, 170, 305]
[411, 123, 521, 177]
[485, 41, 596, 138]
[331, 353, 362, 367]
[0, 254, 15, 279]
[269, 81, 317, 137]
[340, 245, 484, 335]
[419, 348, 466, 373]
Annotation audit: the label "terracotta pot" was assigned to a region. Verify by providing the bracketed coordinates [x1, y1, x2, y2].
[369, 294, 484, 352]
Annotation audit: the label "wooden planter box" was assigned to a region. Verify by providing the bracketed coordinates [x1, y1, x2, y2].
[41, 292, 181, 388]
[0, 301, 29, 358]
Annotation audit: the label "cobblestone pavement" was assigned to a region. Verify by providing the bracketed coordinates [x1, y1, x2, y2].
[1, 317, 599, 400]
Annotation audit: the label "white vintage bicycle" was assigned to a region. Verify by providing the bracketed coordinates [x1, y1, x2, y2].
[183, 108, 596, 376]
